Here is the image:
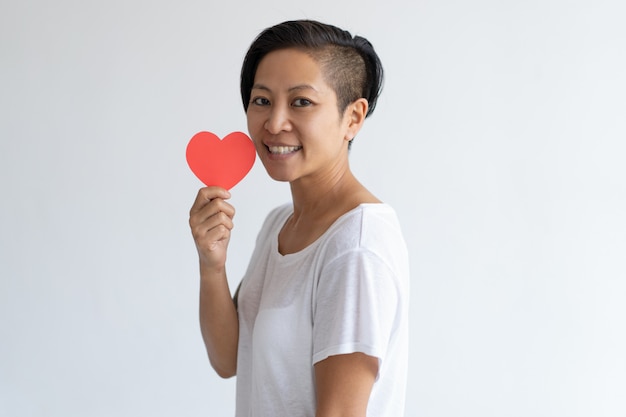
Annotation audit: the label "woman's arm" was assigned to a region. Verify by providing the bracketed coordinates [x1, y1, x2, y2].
[314, 352, 378, 417]
[198, 265, 239, 378]
[190, 187, 239, 378]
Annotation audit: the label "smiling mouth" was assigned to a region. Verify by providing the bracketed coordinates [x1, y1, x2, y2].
[267, 145, 302, 154]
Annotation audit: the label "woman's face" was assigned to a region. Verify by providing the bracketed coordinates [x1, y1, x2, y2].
[246, 48, 360, 185]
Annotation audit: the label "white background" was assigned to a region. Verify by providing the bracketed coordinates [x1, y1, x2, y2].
[1, 0, 625, 416]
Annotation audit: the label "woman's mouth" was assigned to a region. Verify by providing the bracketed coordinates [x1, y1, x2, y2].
[267, 145, 302, 155]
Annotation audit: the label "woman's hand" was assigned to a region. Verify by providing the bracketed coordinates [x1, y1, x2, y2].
[189, 187, 235, 272]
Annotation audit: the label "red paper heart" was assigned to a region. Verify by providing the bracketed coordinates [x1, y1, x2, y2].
[186, 131, 256, 190]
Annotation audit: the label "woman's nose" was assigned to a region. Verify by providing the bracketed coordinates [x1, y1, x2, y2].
[264, 106, 291, 134]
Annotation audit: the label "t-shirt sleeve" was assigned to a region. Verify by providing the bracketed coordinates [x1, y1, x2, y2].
[311, 247, 400, 372]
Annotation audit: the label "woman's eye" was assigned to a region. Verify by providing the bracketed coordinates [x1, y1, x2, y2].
[292, 98, 312, 107]
[252, 97, 270, 106]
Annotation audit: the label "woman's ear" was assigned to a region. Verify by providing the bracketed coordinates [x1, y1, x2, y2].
[344, 98, 369, 141]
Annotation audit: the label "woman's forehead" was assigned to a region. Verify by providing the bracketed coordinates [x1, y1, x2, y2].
[253, 49, 329, 90]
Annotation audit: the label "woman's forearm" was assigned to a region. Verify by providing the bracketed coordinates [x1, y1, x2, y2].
[198, 264, 239, 378]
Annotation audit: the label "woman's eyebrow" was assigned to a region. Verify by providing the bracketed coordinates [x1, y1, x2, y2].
[288, 84, 318, 92]
[251, 83, 319, 93]
[251, 83, 271, 91]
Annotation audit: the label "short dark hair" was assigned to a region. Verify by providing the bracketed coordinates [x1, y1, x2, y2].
[240, 20, 384, 118]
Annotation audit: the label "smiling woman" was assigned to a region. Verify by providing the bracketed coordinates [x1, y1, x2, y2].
[247, 49, 359, 183]
[188, 20, 409, 417]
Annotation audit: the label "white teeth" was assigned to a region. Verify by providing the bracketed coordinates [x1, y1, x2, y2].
[268, 145, 301, 154]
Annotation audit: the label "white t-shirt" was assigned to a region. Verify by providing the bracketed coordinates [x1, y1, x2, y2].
[235, 203, 410, 417]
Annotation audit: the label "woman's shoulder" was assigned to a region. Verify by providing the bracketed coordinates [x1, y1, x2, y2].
[323, 203, 406, 253]
[337, 202, 401, 228]
[318, 203, 409, 282]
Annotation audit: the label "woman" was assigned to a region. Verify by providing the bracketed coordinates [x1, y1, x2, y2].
[189, 20, 409, 417]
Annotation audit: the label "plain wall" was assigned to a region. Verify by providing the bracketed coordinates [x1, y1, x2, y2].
[1, 0, 625, 416]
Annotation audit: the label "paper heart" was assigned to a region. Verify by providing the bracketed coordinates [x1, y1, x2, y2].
[186, 131, 256, 190]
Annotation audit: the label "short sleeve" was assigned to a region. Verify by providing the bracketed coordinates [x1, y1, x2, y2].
[311, 248, 400, 373]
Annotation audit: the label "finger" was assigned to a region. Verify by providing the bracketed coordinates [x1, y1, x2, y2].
[190, 198, 235, 229]
[190, 204, 236, 245]
[190, 187, 231, 214]
[204, 224, 232, 251]
[196, 210, 235, 236]
[192, 218, 233, 253]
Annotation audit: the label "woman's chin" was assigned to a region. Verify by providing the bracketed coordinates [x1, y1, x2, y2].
[266, 172, 294, 183]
